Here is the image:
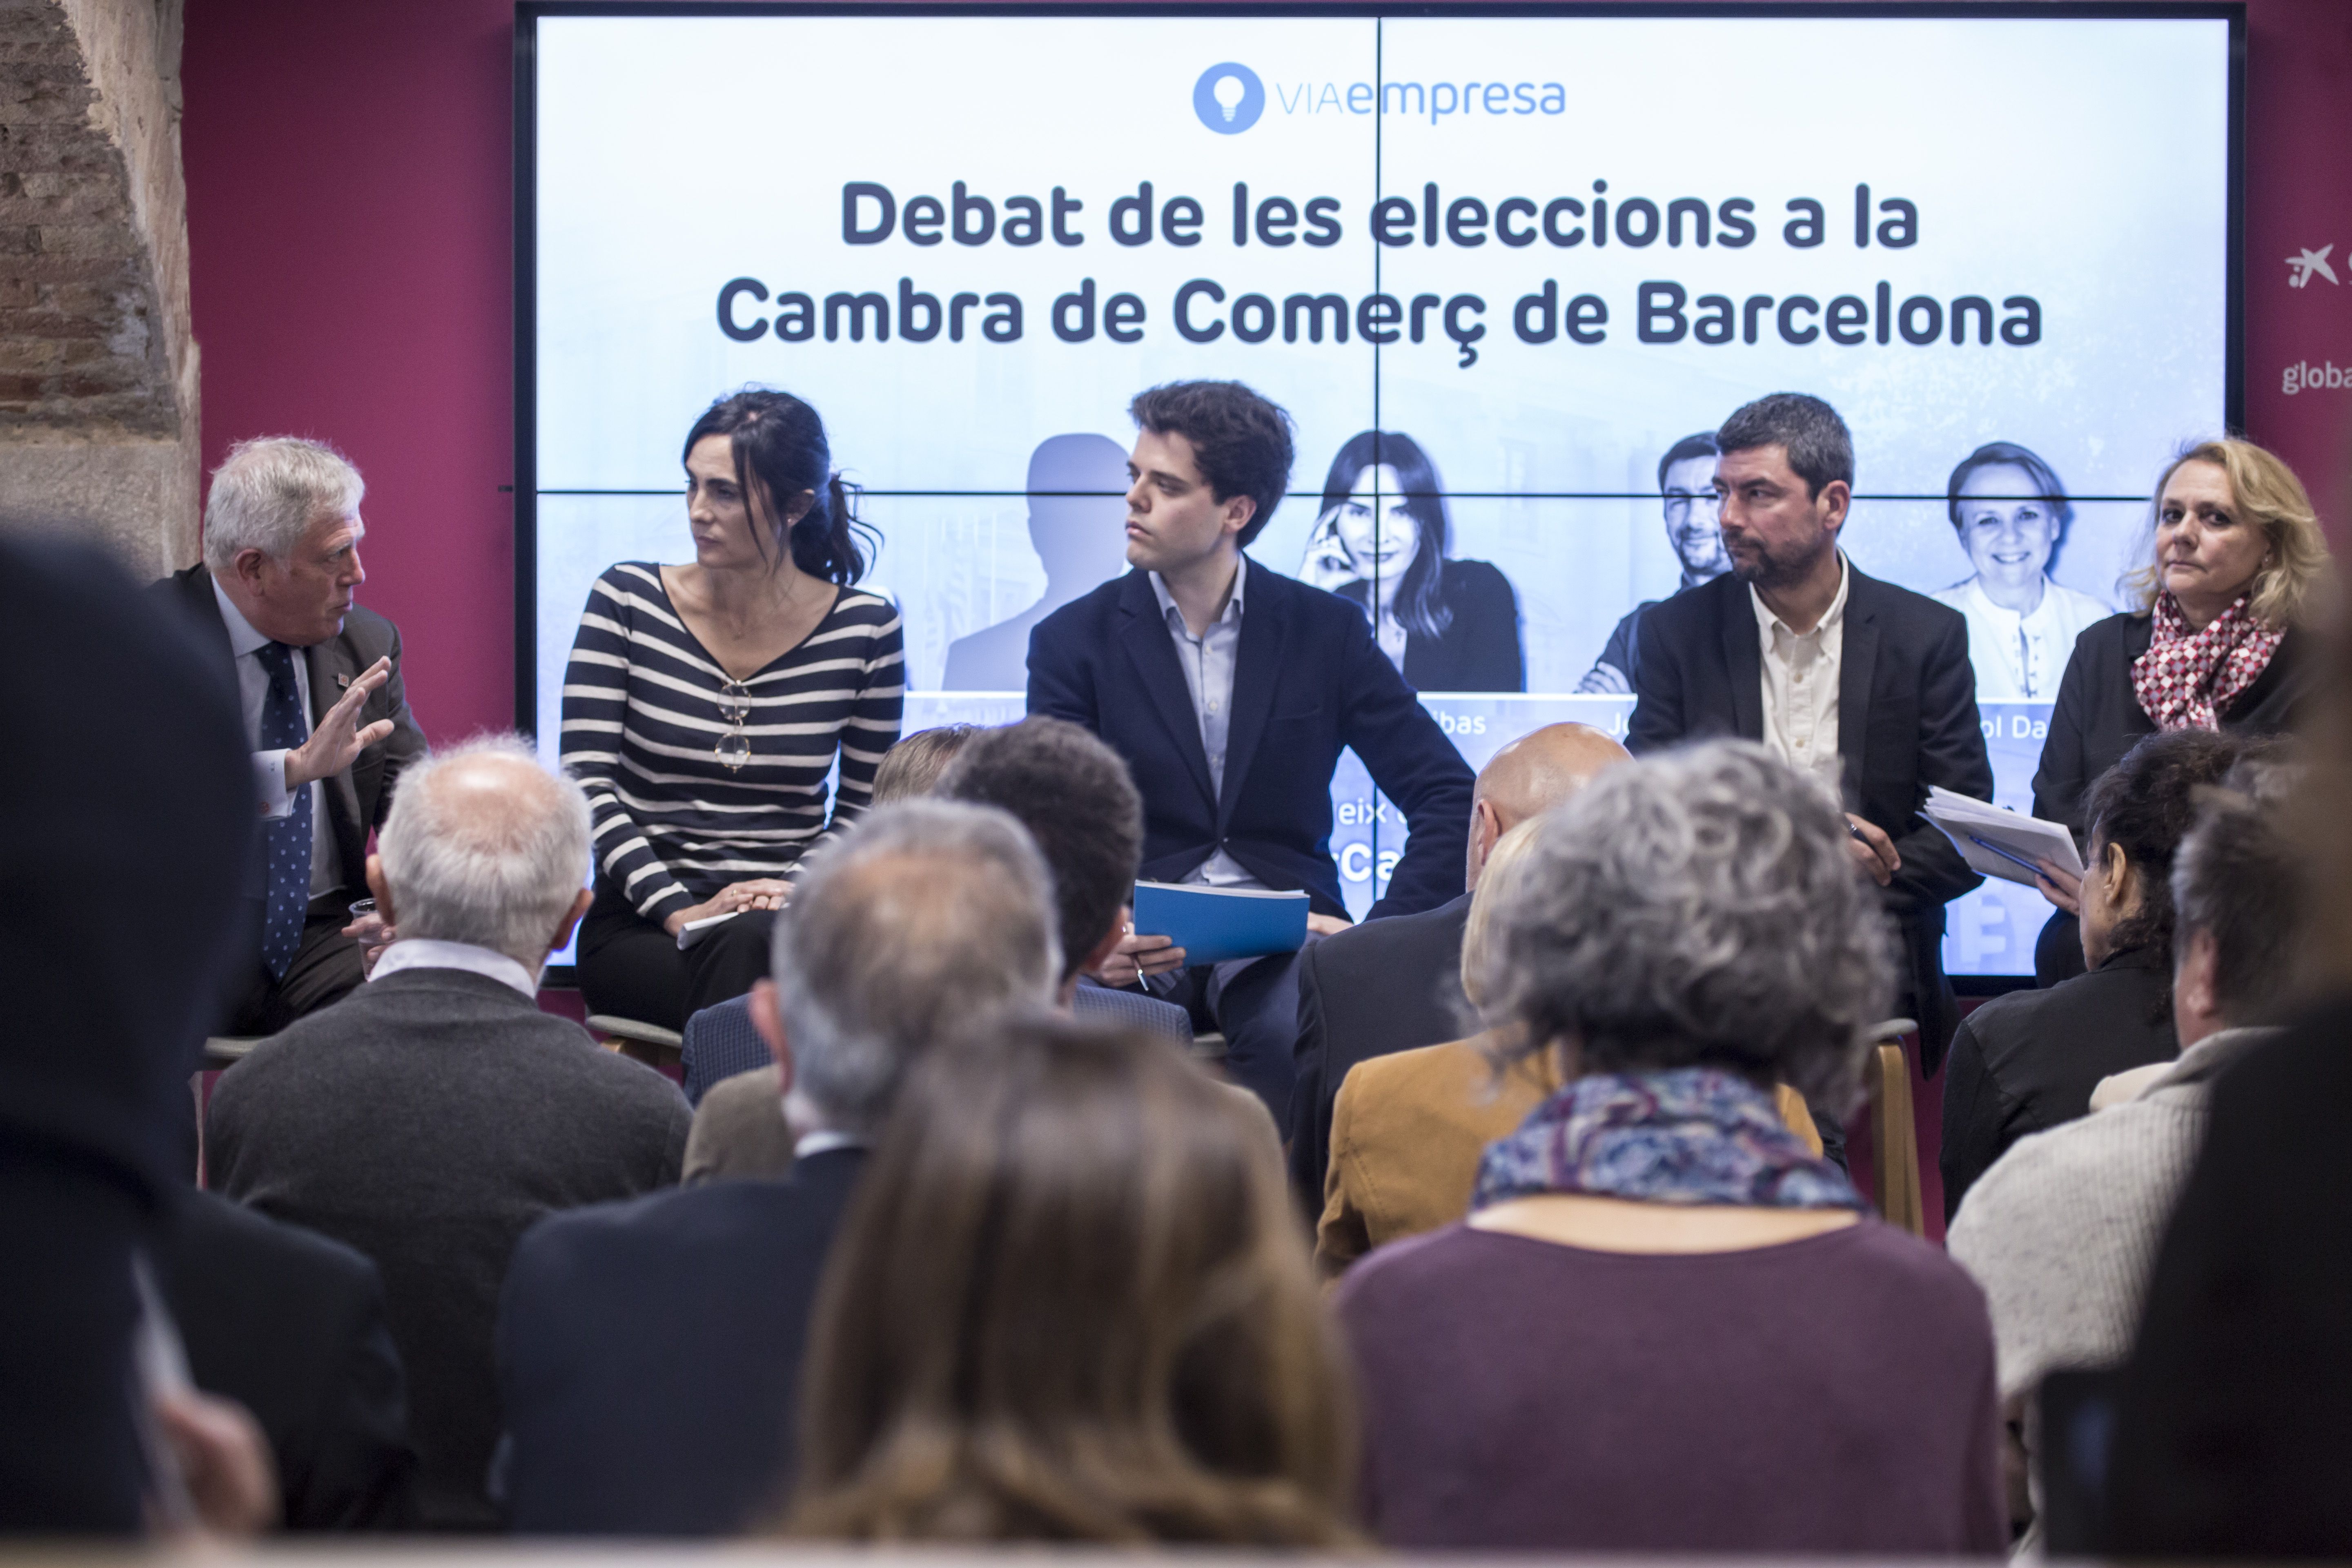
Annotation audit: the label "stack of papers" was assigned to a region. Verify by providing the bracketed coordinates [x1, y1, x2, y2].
[1922, 786, 2084, 888]
[1130, 882, 1311, 966]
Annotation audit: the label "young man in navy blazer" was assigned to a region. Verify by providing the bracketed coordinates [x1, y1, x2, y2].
[1027, 380, 1475, 1125]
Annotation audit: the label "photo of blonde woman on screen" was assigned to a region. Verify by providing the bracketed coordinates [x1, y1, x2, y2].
[1298, 431, 1523, 693]
[1930, 441, 2111, 702]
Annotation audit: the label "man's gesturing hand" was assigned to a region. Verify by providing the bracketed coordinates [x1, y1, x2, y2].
[285, 657, 395, 791]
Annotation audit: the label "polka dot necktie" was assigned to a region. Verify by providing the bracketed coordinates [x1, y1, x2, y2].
[255, 641, 313, 980]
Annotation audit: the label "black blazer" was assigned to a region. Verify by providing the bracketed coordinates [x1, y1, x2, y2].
[158, 1189, 418, 1531]
[156, 564, 429, 897]
[1029, 564, 1475, 920]
[1286, 891, 1473, 1209]
[2034, 612, 2313, 835]
[1339, 558, 1526, 693]
[1937, 945, 2176, 1225]
[1628, 565, 1993, 1069]
[497, 1147, 866, 1535]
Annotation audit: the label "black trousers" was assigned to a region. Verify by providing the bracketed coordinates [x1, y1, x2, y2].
[575, 880, 776, 1032]
[1152, 944, 1314, 1131]
[220, 894, 367, 1038]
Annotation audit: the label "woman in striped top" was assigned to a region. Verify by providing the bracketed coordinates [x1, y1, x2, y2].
[563, 389, 904, 1029]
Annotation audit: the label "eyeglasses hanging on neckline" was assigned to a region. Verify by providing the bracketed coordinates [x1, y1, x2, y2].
[715, 678, 753, 771]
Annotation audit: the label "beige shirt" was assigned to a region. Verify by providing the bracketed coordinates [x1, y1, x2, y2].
[1751, 552, 1850, 800]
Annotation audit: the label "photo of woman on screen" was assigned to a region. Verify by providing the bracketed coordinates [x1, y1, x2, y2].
[1930, 441, 2111, 702]
[1299, 430, 1524, 692]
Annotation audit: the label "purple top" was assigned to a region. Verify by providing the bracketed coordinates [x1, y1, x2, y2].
[1335, 1220, 2007, 1554]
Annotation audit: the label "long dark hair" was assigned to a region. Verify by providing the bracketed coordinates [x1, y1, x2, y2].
[683, 388, 873, 584]
[1318, 430, 1452, 641]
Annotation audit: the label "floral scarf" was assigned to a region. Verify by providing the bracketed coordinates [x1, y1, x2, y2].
[1472, 1067, 1861, 1212]
[2130, 590, 2284, 732]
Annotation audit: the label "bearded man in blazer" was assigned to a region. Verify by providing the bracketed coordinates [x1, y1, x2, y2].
[1629, 394, 1992, 1081]
[1028, 381, 1474, 1126]
[157, 436, 428, 1036]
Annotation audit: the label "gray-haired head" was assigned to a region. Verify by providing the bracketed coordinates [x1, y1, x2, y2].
[375, 735, 592, 972]
[1715, 393, 1854, 500]
[1470, 739, 1895, 1107]
[203, 436, 366, 572]
[772, 798, 1061, 1136]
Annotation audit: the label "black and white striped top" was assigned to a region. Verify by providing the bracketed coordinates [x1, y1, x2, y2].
[560, 562, 904, 923]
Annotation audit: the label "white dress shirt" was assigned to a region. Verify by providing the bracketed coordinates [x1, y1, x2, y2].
[1149, 557, 1264, 890]
[213, 576, 337, 898]
[368, 938, 538, 1000]
[1930, 575, 2112, 703]
[1751, 552, 1851, 801]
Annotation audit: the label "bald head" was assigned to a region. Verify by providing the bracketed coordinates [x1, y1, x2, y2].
[374, 736, 594, 968]
[1467, 723, 1631, 889]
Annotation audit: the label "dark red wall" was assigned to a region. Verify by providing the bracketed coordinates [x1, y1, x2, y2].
[183, 1, 2352, 744]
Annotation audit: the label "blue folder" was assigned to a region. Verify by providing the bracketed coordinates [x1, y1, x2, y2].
[1130, 881, 1311, 967]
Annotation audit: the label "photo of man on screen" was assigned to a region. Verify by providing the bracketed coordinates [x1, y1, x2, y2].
[1578, 431, 1731, 693]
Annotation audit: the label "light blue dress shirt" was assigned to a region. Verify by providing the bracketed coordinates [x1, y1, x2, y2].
[1148, 557, 1264, 891]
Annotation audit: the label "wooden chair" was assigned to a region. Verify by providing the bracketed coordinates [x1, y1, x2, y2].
[586, 1013, 684, 1071]
[1866, 1018, 1925, 1236]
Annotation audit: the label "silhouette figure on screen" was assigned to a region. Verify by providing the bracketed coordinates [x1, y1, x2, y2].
[943, 434, 1133, 690]
[1299, 430, 1523, 693]
[1930, 441, 2110, 703]
[1578, 432, 1731, 694]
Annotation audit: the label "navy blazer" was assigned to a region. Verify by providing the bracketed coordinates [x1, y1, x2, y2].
[1028, 564, 1474, 921]
[1628, 565, 1993, 1069]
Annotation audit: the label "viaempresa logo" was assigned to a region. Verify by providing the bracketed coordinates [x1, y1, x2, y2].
[1194, 63, 1264, 134]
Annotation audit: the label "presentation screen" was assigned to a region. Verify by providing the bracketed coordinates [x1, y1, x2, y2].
[520, 4, 2237, 978]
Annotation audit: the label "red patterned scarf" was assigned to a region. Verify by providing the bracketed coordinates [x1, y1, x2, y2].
[2129, 591, 2284, 732]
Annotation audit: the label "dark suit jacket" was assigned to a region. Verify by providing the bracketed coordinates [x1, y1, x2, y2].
[1628, 565, 1993, 1069]
[1937, 945, 2176, 1225]
[156, 564, 428, 897]
[1339, 558, 1526, 693]
[497, 1147, 866, 1535]
[2108, 996, 2352, 1555]
[1286, 892, 1473, 1209]
[2034, 613, 2312, 835]
[1029, 564, 1474, 920]
[207, 969, 691, 1530]
[158, 1188, 419, 1530]
[0, 537, 252, 1533]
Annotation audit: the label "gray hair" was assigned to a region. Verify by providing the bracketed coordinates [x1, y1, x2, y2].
[1470, 740, 1895, 1107]
[2173, 749, 2305, 1028]
[203, 436, 366, 571]
[773, 798, 1061, 1135]
[1716, 392, 1854, 499]
[376, 735, 591, 969]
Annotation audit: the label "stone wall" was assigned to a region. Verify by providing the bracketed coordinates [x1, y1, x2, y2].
[0, 0, 197, 576]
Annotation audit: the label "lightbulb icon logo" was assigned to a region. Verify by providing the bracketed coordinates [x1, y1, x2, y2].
[1192, 63, 1264, 135]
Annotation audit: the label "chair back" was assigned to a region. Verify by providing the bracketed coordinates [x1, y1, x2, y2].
[1866, 1033, 1926, 1236]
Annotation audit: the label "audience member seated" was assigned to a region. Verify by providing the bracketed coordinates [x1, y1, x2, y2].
[786, 1013, 1355, 1545]
[1317, 822, 1821, 1276]
[1949, 753, 2296, 1548]
[156, 435, 428, 1036]
[157, 1189, 419, 1530]
[563, 388, 904, 1031]
[207, 738, 692, 1530]
[499, 801, 1061, 1535]
[1289, 721, 1630, 1207]
[868, 722, 977, 804]
[1942, 729, 2252, 1221]
[0, 532, 256, 1533]
[1336, 741, 2004, 1554]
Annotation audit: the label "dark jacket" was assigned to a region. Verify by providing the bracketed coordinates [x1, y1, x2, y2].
[497, 1147, 866, 1535]
[1339, 558, 1525, 693]
[1028, 564, 1475, 920]
[206, 968, 691, 1530]
[1628, 565, 1993, 1069]
[1938, 945, 2176, 1224]
[1287, 892, 1473, 1209]
[155, 564, 429, 898]
[158, 1189, 418, 1530]
[2109, 996, 2352, 1555]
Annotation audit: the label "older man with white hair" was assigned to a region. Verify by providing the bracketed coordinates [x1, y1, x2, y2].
[496, 799, 1063, 1536]
[207, 737, 692, 1532]
[157, 435, 427, 1033]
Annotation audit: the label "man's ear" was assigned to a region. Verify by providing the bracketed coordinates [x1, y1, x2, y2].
[1221, 491, 1256, 541]
[1817, 478, 1852, 534]
[364, 855, 395, 926]
[1466, 798, 1503, 886]
[549, 887, 594, 954]
[2174, 927, 2221, 1022]
[750, 979, 795, 1097]
[233, 546, 274, 593]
